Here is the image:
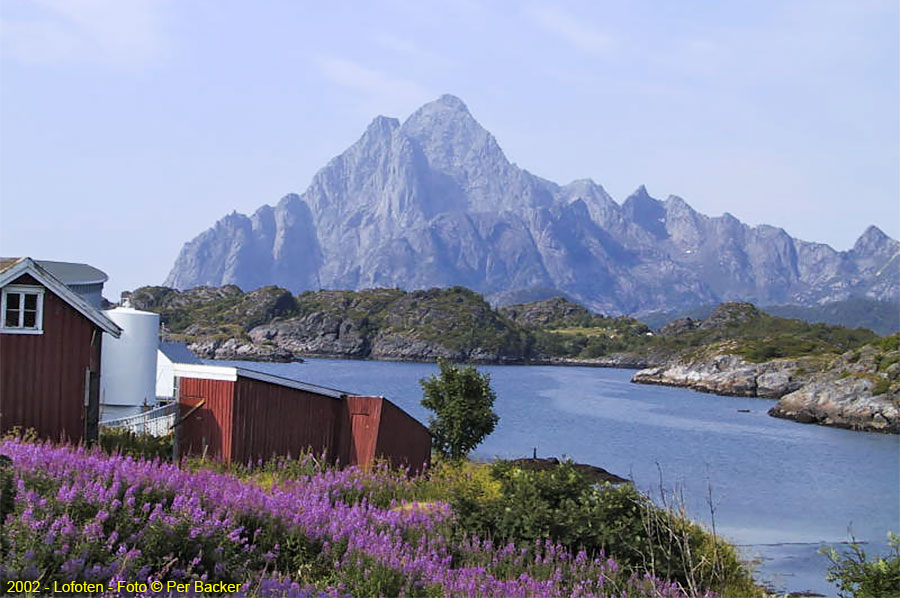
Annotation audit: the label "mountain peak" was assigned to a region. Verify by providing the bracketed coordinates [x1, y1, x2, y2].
[367, 115, 400, 132]
[360, 115, 400, 143]
[400, 94, 508, 181]
[858, 224, 888, 243]
[403, 95, 478, 131]
[434, 94, 469, 112]
[623, 185, 659, 207]
[853, 225, 897, 256]
[622, 185, 667, 239]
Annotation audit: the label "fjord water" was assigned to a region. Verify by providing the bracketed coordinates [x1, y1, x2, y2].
[221, 358, 899, 597]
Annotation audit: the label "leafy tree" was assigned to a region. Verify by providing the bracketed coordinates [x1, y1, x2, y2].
[419, 359, 499, 460]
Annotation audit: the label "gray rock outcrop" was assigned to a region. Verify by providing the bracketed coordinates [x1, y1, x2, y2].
[769, 378, 899, 434]
[632, 354, 813, 398]
[633, 336, 900, 434]
[769, 343, 900, 433]
[187, 337, 295, 362]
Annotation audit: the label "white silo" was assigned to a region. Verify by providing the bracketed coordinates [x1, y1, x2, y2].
[100, 305, 160, 421]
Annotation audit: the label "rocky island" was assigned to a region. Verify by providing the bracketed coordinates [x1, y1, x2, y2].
[631, 304, 899, 433]
[125, 285, 659, 366]
[768, 338, 900, 433]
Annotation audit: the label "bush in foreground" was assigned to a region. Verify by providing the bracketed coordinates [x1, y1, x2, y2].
[410, 459, 761, 598]
[821, 533, 900, 597]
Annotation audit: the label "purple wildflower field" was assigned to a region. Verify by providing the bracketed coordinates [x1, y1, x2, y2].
[0, 439, 706, 597]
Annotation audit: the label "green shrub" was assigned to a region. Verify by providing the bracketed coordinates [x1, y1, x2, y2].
[878, 335, 900, 352]
[98, 428, 173, 460]
[877, 353, 900, 372]
[871, 379, 892, 396]
[581, 337, 612, 358]
[821, 533, 900, 597]
[431, 459, 762, 595]
[740, 343, 786, 362]
[420, 359, 499, 461]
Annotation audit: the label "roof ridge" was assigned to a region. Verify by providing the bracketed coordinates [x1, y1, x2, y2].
[0, 258, 121, 337]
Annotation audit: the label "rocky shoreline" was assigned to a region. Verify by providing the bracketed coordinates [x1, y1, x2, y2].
[631, 348, 900, 434]
[769, 377, 899, 434]
[767, 343, 900, 434]
[185, 331, 900, 434]
[187, 337, 298, 362]
[185, 334, 659, 369]
[631, 354, 816, 398]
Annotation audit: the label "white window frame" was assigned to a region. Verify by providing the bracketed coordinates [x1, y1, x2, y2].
[1, 285, 45, 335]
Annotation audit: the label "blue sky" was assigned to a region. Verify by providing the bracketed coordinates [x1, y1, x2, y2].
[1, 0, 898, 299]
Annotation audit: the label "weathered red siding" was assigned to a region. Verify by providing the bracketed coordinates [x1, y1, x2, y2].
[176, 375, 431, 470]
[232, 377, 344, 464]
[343, 396, 383, 468]
[373, 398, 431, 473]
[177, 377, 235, 459]
[0, 274, 96, 442]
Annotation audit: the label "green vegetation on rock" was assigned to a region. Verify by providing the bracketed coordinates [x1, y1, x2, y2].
[844, 334, 900, 396]
[650, 303, 877, 363]
[765, 298, 900, 337]
[642, 297, 900, 337]
[128, 285, 297, 341]
[501, 297, 653, 361]
[515, 300, 878, 364]
[125, 285, 881, 366]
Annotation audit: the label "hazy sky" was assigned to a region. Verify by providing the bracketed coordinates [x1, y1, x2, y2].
[2, 0, 898, 299]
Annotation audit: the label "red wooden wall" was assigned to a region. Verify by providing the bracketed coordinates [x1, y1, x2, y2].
[0, 274, 99, 443]
[176, 376, 431, 471]
[232, 377, 344, 464]
[177, 377, 235, 459]
[372, 397, 431, 473]
[343, 395, 382, 468]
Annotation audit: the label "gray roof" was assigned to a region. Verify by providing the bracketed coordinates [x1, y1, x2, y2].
[35, 260, 108, 285]
[159, 341, 202, 364]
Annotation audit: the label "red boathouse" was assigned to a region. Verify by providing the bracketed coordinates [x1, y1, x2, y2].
[172, 363, 431, 471]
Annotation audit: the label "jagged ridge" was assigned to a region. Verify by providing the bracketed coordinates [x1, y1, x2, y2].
[165, 95, 900, 314]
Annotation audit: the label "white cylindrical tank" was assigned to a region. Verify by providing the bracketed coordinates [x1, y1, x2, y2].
[100, 306, 160, 420]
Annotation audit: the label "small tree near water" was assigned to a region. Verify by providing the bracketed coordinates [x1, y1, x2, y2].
[420, 359, 499, 461]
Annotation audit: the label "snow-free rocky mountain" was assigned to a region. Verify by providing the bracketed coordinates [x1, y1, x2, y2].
[166, 95, 900, 315]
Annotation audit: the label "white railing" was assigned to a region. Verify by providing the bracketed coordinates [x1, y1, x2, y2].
[100, 402, 178, 437]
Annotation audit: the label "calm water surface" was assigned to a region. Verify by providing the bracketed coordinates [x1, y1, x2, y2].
[218, 358, 900, 597]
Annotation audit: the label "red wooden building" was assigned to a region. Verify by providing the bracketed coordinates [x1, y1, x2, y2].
[0, 258, 122, 442]
[172, 363, 431, 471]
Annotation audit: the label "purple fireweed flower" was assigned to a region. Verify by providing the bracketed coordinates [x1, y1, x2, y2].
[0, 438, 706, 598]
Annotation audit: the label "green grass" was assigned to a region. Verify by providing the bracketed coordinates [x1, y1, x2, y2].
[872, 379, 892, 396]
